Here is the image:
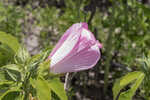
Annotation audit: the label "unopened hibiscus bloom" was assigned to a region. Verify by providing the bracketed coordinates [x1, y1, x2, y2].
[48, 22, 102, 73]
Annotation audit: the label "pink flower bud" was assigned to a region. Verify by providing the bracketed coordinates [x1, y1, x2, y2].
[48, 22, 102, 73]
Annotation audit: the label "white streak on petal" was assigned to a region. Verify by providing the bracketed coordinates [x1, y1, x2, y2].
[51, 44, 100, 73]
[51, 33, 80, 67]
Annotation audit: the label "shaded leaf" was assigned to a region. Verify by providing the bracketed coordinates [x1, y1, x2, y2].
[0, 44, 15, 66]
[0, 88, 22, 100]
[1, 64, 22, 82]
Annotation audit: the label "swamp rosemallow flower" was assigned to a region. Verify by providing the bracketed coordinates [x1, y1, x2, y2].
[48, 22, 102, 73]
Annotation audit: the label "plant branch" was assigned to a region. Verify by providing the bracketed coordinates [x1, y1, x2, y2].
[64, 72, 76, 100]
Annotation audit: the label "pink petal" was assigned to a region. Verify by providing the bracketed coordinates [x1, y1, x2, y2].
[96, 40, 103, 48]
[48, 23, 87, 58]
[53, 27, 96, 65]
[82, 22, 88, 29]
[81, 28, 102, 49]
[81, 28, 96, 42]
[49, 22, 102, 74]
[50, 30, 81, 67]
[49, 23, 88, 67]
[51, 44, 100, 73]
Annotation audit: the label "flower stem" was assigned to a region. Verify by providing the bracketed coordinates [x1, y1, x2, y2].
[104, 29, 113, 94]
[64, 72, 76, 100]
[103, 1, 115, 94]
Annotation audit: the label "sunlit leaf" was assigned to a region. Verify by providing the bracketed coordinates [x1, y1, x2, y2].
[28, 50, 50, 67]
[15, 47, 30, 64]
[113, 71, 144, 100]
[0, 31, 20, 53]
[38, 59, 50, 76]
[48, 77, 67, 100]
[30, 77, 51, 100]
[118, 72, 145, 100]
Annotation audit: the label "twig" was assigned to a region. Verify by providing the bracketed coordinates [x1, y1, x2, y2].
[64, 72, 76, 100]
[87, 0, 96, 25]
[64, 73, 70, 92]
[111, 61, 132, 72]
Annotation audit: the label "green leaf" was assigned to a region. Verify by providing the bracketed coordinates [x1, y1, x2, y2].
[0, 31, 20, 53]
[0, 88, 22, 100]
[1, 91, 23, 100]
[0, 81, 13, 86]
[15, 47, 30, 64]
[120, 71, 143, 86]
[30, 77, 51, 100]
[136, 2, 150, 18]
[1, 64, 21, 71]
[28, 54, 42, 65]
[1, 64, 22, 82]
[0, 82, 14, 97]
[48, 77, 67, 100]
[113, 71, 144, 100]
[0, 44, 15, 66]
[38, 59, 50, 76]
[118, 72, 145, 100]
[0, 69, 7, 82]
[27, 50, 50, 67]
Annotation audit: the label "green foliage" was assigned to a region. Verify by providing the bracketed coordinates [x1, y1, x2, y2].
[0, 89, 23, 100]
[15, 48, 30, 65]
[100, 0, 150, 66]
[0, 33, 67, 100]
[38, 59, 50, 77]
[1, 64, 21, 82]
[30, 77, 51, 100]
[0, 0, 150, 99]
[0, 31, 20, 53]
[0, 31, 21, 66]
[0, 2, 24, 38]
[113, 71, 145, 100]
[138, 54, 150, 99]
[48, 77, 67, 100]
[30, 0, 90, 48]
[36, 58, 67, 100]
[113, 54, 150, 100]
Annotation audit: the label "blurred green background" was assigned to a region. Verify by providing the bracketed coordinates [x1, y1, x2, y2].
[0, 0, 150, 100]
